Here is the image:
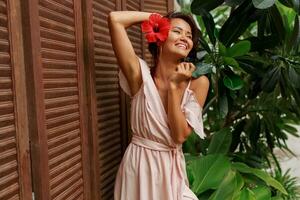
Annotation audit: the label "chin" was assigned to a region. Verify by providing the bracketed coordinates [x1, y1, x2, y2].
[172, 51, 189, 60]
[163, 46, 190, 60]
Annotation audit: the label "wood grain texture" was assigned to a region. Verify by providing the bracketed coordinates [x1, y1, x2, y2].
[0, 0, 32, 199]
[22, 0, 91, 199]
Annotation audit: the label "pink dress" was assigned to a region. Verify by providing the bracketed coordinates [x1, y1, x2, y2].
[114, 57, 205, 200]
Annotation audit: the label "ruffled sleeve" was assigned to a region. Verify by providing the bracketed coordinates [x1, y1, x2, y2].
[182, 91, 206, 139]
[118, 69, 132, 97]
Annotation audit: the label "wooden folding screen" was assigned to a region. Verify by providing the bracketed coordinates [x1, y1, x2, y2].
[0, 0, 32, 199]
[82, 0, 125, 199]
[21, 0, 91, 199]
[0, 0, 173, 199]
[83, 0, 173, 199]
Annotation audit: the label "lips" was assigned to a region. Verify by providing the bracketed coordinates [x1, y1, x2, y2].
[175, 43, 188, 50]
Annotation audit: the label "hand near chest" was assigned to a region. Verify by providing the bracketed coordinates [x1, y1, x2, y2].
[168, 62, 196, 90]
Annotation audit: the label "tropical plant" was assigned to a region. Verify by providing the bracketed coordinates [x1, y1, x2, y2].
[185, 129, 289, 199]
[273, 169, 300, 199]
[177, 0, 300, 199]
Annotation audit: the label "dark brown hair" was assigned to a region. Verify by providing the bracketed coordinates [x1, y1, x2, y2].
[148, 11, 200, 77]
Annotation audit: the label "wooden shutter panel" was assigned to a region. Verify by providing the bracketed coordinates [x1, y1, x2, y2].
[83, 0, 126, 199]
[125, 0, 143, 58]
[82, 0, 174, 199]
[22, 0, 91, 199]
[0, 0, 32, 199]
[121, 0, 143, 147]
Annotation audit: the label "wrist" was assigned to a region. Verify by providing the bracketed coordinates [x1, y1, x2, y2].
[169, 81, 178, 90]
[168, 81, 184, 91]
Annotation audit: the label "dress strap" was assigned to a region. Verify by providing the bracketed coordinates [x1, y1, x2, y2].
[187, 78, 192, 89]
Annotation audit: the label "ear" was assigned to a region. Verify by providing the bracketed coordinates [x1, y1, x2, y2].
[158, 45, 163, 55]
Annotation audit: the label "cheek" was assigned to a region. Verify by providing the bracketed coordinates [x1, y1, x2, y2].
[188, 40, 194, 50]
[166, 33, 178, 42]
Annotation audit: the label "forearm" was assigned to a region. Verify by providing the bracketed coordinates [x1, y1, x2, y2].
[167, 86, 192, 144]
[108, 11, 151, 28]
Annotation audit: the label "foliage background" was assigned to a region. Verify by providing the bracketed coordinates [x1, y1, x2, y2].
[175, 0, 300, 199]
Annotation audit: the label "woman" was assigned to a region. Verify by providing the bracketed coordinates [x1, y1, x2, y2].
[108, 11, 209, 200]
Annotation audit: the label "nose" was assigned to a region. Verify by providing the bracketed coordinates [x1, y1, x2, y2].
[179, 34, 188, 42]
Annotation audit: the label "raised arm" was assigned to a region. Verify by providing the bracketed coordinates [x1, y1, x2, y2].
[108, 11, 151, 96]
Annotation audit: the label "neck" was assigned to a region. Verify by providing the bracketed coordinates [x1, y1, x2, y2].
[153, 54, 181, 87]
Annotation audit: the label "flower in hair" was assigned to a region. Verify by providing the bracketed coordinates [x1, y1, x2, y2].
[141, 13, 170, 45]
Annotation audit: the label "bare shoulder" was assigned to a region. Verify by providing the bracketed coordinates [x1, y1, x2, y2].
[189, 75, 210, 108]
[190, 75, 210, 90]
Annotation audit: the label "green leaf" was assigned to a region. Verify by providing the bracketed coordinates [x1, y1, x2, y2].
[192, 63, 213, 78]
[287, 14, 299, 51]
[219, 1, 258, 46]
[282, 123, 299, 134]
[208, 128, 232, 154]
[219, 42, 227, 56]
[239, 188, 256, 200]
[223, 74, 244, 90]
[253, 170, 288, 195]
[232, 162, 288, 195]
[246, 35, 280, 51]
[224, 57, 240, 68]
[232, 162, 253, 173]
[230, 120, 246, 152]
[258, 12, 267, 38]
[252, 0, 275, 9]
[208, 170, 237, 200]
[184, 154, 200, 164]
[188, 154, 231, 195]
[225, 0, 245, 7]
[183, 131, 201, 155]
[288, 66, 300, 88]
[278, 0, 300, 14]
[201, 9, 216, 45]
[271, 196, 284, 200]
[191, 0, 225, 14]
[252, 186, 271, 200]
[235, 172, 245, 191]
[237, 58, 263, 76]
[219, 94, 228, 118]
[278, 0, 295, 8]
[248, 114, 261, 148]
[227, 41, 251, 57]
[261, 67, 281, 93]
[270, 5, 286, 42]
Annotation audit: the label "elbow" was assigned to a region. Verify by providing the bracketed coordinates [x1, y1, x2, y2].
[174, 136, 186, 144]
[173, 127, 193, 144]
[107, 11, 117, 24]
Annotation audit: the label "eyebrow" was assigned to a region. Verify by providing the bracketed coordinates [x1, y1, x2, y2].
[173, 26, 192, 35]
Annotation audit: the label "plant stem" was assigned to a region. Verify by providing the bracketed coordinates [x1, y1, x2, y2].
[203, 95, 217, 114]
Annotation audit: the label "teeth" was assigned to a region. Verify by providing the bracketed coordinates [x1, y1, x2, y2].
[176, 44, 187, 49]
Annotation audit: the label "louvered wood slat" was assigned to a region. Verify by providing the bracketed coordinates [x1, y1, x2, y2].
[81, 0, 173, 199]
[92, 0, 122, 199]
[0, 0, 31, 199]
[126, 0, 142, 57]
[22, 0, 90, 199]
[82, 0, 128, 199]
[39, 0, 89, 199]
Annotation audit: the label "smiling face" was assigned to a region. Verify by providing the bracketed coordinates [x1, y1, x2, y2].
[160, 18, 194, 60]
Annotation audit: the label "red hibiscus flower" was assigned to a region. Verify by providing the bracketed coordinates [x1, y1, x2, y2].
[141, 13, 170, 45]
